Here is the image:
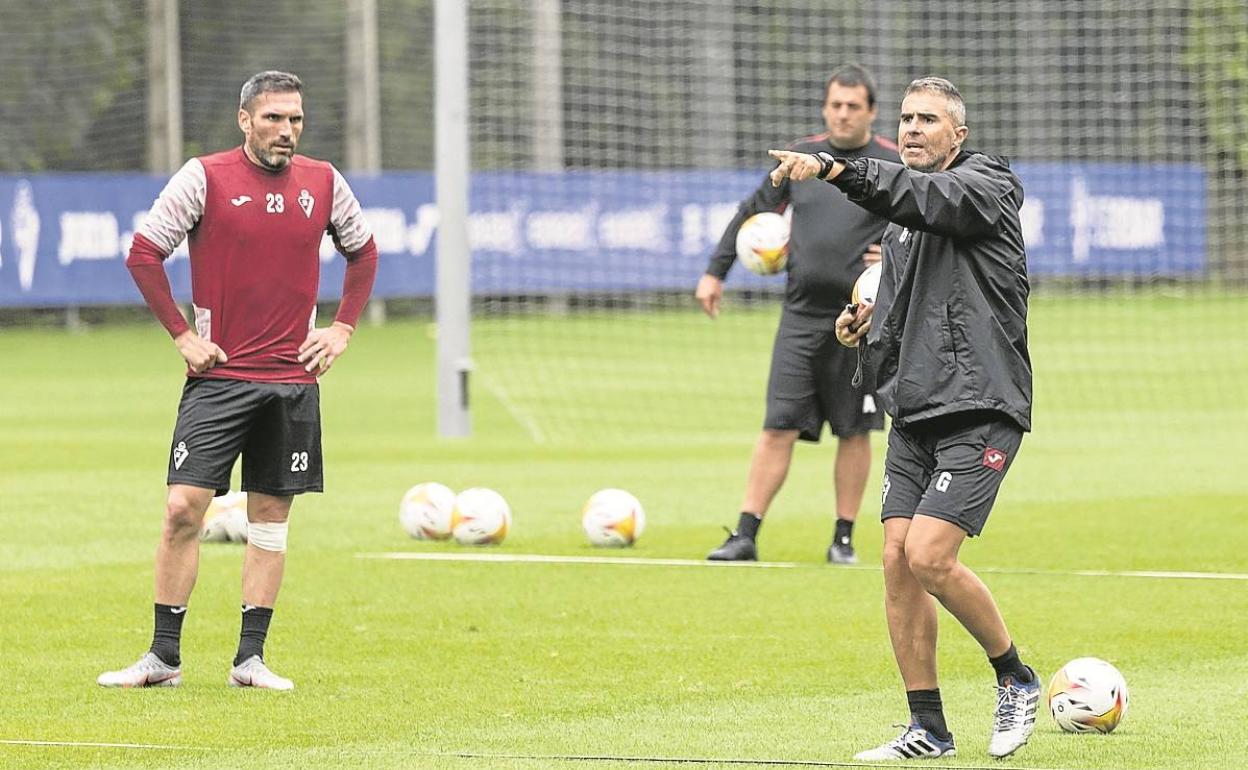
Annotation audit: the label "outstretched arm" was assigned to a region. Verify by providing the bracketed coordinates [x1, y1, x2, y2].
[768, 149, 1014, 238]
[768, 150, 841, 186]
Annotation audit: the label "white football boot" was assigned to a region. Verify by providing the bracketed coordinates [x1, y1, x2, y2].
[228, 655, 294, 691]
[988, 669, 1041, 758]
[97, 652, 182, 688]
[853, 722, 956, 761]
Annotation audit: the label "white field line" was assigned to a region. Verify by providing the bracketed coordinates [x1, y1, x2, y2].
[979, 567, 1248, 581]
[358, 551, 1248, 581]
[0, 739, 211, 751]
[0, 743, 1069, 769]
[442, 751, 1078, 770]
[475, 372, 547, 444]
[361, 552, 795, 568]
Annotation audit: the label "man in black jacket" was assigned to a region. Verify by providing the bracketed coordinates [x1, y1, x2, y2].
[768, 77, 1039, 761]
[697, 64, 897, 565]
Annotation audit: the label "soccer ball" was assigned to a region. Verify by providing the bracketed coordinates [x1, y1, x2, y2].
[735, 212, 789, 275]
[1047, 657, 1130, 734]
[852, 262, 882, 305]
[201, 491, 248, 543]
[581, 488, 646, 547]
[399, 482, 456, 540]
[451, 488, 511, 545]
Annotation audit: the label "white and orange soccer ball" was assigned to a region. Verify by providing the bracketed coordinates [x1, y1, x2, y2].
[451, 488, 511, 545]
[735, 212, 790, 275]
[201, 491, 248, 543]
[852, 261, 882, 305]
[1047, 657, 1130, 734]
[399, 482, 456, 540]
[581, 488, 646, 547]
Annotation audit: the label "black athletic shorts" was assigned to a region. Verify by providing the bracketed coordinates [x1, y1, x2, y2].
[764, 308, 884, 442]
[879, 410, 1023, 536]
[166, 377, 323, 497]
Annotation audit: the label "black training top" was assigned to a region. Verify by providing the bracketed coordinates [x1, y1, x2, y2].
[831, 149, 1033, 431]
[706, 133, 900, 316]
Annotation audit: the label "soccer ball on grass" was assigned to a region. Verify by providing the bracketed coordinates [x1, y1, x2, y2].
[581, 489, 646, 547]
[399, 482, 456, 540]
[1047, 657, 1130, 734]
[451, 488, 511, 545]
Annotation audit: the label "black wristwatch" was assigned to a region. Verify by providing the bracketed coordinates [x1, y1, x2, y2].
[813, 151, 838, 180]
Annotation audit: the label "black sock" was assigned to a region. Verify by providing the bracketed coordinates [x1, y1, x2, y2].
[833, 518, 854, 546]
[988, 642, 1034, 685]
[906, 689, 951, 741]
[150, 603, 187, 667]
[737, 512, 762, 541]
[233, 605, 274, 667]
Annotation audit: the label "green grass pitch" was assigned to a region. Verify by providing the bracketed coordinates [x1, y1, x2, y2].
[0, 292, 1245, 769]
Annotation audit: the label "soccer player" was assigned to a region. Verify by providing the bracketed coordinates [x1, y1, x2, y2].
[768, 76, 1039, 759]
[696, 64, 898, 564]
[98, 71, 378, 690]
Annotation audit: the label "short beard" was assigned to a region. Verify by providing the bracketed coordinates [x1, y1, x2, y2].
[249, 140, 292, 170]
[904, 156, 942, 173]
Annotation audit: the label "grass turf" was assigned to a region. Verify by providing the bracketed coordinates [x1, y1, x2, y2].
[0, 292, 1245, 769]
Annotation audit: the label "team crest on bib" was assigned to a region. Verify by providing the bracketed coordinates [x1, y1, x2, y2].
[298, 189, 315, 219]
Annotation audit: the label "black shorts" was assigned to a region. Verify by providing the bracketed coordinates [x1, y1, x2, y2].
[166, 377, 323, 497]
[764, 309, 885, 442]
[880, 411, 1023, 536]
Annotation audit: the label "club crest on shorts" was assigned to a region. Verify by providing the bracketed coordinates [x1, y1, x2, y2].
[173, 441, 189, 469]
[983, 447, 1007, 472]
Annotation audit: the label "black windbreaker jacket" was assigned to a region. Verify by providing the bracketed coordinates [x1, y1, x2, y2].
[830, 150, 1033, 431]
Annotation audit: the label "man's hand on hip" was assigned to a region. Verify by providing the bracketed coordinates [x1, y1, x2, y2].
[174, 330, 228, 373]
[299, 321, 354, 375]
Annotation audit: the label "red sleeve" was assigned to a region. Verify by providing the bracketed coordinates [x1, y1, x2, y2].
[333, 236, 379, 328]
[126, 232, 190, 337]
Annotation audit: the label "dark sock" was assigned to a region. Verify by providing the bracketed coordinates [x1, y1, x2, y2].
[233, 605, 274, 667]
[833, 518, 854, 546]
[737, 512, 762, 541]
[989, 642, 1034, 685]
[906, 688, 951, 741]
[150, 603, 187, 667]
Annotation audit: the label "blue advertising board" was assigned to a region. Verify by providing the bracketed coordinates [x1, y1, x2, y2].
[0, 163, 1206, 307]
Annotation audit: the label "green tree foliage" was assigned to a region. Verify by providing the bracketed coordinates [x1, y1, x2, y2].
[0, 0, 146, 172]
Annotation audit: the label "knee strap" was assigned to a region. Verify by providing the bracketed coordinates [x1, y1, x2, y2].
[247, 521, 289, 552]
